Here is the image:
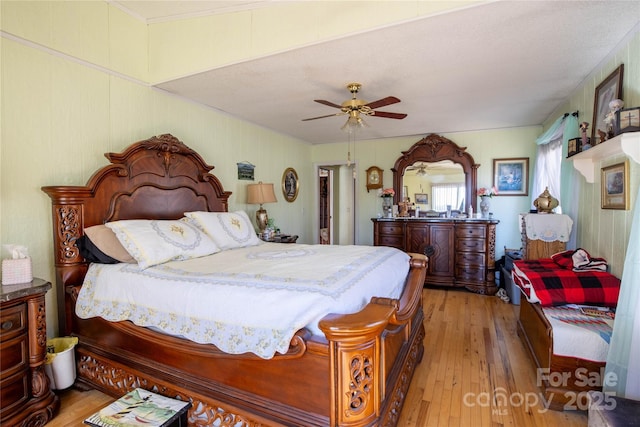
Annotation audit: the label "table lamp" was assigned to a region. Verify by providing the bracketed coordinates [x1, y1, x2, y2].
[246, 181, 277, 232]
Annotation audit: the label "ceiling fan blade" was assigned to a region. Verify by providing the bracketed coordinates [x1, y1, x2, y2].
[371, 111, 407, 119]
[365, 96, 401, 110]
[314, 99, 343, 109]
[301, 112, 345, 121]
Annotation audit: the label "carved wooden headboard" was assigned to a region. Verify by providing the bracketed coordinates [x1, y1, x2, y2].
[42, 134, 232, 333]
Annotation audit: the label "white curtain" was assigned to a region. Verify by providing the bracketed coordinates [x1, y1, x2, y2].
[431, 183, 465, 212]
[532, 116, 564, 213]
[604, 184, 640, 399]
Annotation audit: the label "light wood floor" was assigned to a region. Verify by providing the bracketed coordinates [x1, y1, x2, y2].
[46, 288, 588, 426]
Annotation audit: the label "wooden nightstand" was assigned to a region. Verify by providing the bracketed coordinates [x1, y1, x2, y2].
[1, 278, 58, 426]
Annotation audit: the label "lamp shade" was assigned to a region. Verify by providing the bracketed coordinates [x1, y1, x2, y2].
[247, 182, 277, 205]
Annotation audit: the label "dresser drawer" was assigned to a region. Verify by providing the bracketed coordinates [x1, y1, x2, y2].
[456, 252, 486, 266]
[378, 223, 404, 235]
[378, 235, 404, 249]
[0, 303, 26, 342]
[455, 266, 485, 282]
[456, 225, 485, 238]
[0, 371, 29, 417]
[0, 335, 28, 378]
[455, 238, 486, 252]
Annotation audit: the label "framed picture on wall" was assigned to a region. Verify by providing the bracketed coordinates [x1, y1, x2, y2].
[282, 167, 299, 202]
[592, 64, 624, 144]
[493, 157, 529, 196]
[601, 161, 629, 210]
[414, 193, 428, 204]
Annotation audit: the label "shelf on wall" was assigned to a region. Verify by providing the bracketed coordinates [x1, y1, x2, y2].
[569, 131, 640, 182]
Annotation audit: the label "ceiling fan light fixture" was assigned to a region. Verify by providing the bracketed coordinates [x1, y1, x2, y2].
[341, 114, 366, 133]
[416, 167, 427, 176]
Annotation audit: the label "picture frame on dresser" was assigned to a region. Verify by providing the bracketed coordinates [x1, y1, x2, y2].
[493, 157, 529, 196]
[592, 64, 624, 144]
[601, 161, 629, 210]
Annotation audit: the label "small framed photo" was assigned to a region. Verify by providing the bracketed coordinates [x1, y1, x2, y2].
[282, 167, 299, 202]
[615, 107, 640, 135]
[493, 157, 529, 196]
[592, 65, 624, 144]
[601, 161, 629, 210]
[567, 137, 582, 157]
[414, 193, 428, 204]
[236, 161, 255, 180]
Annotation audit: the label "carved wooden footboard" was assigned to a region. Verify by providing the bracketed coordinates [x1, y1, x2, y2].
[43, 134, 427, 426]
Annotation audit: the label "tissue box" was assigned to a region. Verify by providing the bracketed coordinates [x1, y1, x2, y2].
[2, 257, 33, 285]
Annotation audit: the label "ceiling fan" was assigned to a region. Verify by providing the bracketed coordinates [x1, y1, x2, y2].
[406, 163, 430, 176]
[406, 161, 457, 176]
[302, 83, 407, 130]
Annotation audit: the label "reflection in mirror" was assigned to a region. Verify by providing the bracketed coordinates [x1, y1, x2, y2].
[403, 161, 466, 212]
[392, 134, 479, 215]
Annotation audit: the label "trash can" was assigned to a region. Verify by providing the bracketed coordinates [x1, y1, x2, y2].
[44, 336, 78, 390]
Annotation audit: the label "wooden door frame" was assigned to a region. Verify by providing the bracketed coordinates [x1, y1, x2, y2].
[313, 162, 358, 245]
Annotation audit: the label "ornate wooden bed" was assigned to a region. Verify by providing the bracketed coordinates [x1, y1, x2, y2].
[42, 134, 428, 427]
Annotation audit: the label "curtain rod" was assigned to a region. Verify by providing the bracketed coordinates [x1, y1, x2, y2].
[563, 110, 579, 119]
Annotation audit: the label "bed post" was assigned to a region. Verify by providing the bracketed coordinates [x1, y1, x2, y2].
[319, 303, 396, 427]
[42, 195, 89, 336]
[318, 253, 426, 427]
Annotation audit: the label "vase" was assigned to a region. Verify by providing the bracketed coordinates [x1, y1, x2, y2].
[479, 196, 491, 218]
[382, 197, 393, 218]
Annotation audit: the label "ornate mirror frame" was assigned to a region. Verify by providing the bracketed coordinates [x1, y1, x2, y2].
[392, 133, 479, 212]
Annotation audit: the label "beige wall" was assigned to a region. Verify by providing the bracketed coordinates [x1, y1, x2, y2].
[543, 30, 640, 279]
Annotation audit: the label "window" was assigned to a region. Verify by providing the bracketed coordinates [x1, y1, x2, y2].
[431, 183, 465, 212]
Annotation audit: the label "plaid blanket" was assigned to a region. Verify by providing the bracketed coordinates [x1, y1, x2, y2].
[512, 259, 620, 307]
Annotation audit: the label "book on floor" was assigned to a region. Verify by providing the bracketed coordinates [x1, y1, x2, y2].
[84, 388, 190, 427]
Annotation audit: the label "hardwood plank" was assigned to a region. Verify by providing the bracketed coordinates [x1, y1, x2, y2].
[46, 288, 588, 427]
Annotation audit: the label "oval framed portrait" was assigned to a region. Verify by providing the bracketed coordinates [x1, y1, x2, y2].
[282, 167, 299, 202]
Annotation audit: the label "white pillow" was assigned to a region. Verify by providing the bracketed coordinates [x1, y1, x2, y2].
[84, 224, 136, 263]
[105, 219, 220, 269]
[185, 211, 261, 250]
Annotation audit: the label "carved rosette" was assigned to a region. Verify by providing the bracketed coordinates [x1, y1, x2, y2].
[78, 355, 264, 427]
[21, 407, 53, 427]
[31, 366, 49, 398]
[55, 205, 81, 263]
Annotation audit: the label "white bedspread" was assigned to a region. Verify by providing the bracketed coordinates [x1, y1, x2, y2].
[76, 243, 410, 359]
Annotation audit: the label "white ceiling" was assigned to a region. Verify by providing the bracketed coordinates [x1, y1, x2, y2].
[114, 1, 640, 144]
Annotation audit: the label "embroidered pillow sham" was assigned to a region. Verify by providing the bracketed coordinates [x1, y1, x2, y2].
[185, 211, 261, 250]
[105, 219, 220, 269]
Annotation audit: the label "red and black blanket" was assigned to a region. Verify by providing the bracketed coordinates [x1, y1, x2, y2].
[512, 258, 620, 307]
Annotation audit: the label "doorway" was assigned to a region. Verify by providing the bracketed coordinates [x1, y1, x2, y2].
[316, 163, 356, 245]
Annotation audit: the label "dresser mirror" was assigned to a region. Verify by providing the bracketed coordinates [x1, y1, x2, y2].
[392, 134, 479, 214]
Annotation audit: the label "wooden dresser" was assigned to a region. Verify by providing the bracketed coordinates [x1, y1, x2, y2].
[1, 278, 58, 426]
[373, 218, 499, 294]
